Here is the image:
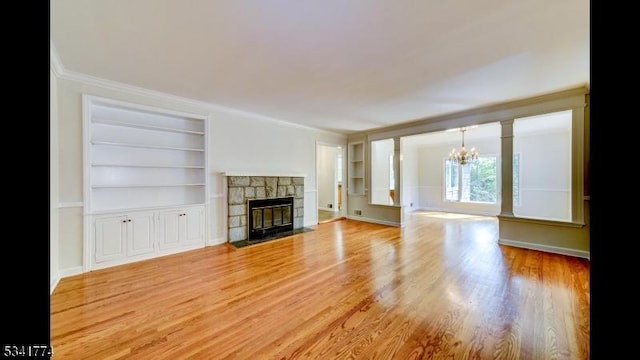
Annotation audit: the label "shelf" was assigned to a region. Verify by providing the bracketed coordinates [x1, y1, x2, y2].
[85, 95, 208, 219]
[93, 118, 205, 135]
[92, 163, 204, 169]
[348, 141, 366, 196]
[91, 141, 205, 152]
[92, 183, 206, 188]
[90, 203, 206, 216]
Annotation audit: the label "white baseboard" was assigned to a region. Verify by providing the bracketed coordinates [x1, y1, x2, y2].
[418, 206, 499, 217]
[499, 238, 590, 259]
[50, 274, 60, 295]
[60, 266, 84, 278]
[346, 215, 400, 227]
[207, 237, 227, 246]
[318, 206, 337, 212]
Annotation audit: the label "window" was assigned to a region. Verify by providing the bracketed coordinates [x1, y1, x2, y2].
[445, 160, 459, 201]
[445, 156, 497, 203]
[371, 138, 395, 205]
[513, 153, 520, 206]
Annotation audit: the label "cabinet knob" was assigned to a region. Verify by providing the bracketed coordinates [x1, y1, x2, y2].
[128, 219, 132, 222]
[122, 220, 127, 223]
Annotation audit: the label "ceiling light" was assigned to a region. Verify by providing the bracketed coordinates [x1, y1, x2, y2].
[448, 127, 478, 165]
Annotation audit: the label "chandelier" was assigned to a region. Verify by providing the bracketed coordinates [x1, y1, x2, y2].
[448, 127, 478, 165]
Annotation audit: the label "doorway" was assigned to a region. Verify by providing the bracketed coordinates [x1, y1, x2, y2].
[316, 142, 346, 224]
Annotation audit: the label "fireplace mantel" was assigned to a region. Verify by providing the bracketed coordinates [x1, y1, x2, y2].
[222, 171, 307, 177]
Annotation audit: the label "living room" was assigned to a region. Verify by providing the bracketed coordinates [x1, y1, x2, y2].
[47, 1, 590, 358]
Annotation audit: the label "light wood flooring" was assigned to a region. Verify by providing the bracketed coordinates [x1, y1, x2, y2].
[50, 211, 589, 359]
[318, 209, 343, 223]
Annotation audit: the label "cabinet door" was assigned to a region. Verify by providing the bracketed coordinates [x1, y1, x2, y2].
[183, 207, 204, 246]
[157, 209, 185, 250]
[94, 215, 127, 263]
[127, 211, 156, 256]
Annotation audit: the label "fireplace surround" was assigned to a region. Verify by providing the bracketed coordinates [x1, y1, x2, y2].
[225, 175, 304, 243]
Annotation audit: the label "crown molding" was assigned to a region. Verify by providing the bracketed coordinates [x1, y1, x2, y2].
[49, 48, 342, 136]
[50, 40, 64, 76]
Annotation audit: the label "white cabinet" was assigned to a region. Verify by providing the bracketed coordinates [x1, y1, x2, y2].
[94, 215, 127, 263]
[83, 95, 209, 271]
[158, 209, 183, 250]
[91, 207, 204, 269]
[126, 212, 156, 256]
[158, 206, 204, 251]
[94, 211, 155, 265]
[183, 206, 204, 246]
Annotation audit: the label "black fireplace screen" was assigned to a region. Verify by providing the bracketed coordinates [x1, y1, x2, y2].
[247, 197, 294, 241]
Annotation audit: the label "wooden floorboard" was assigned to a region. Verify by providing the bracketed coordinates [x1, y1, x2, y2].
[50, 211, 589, 359]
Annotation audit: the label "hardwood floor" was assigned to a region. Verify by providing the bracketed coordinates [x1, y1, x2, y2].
[50, 211, 589, 359]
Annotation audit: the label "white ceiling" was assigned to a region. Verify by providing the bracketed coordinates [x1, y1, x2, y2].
[50, 0, 590, 135]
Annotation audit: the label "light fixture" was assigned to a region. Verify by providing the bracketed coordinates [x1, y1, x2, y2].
[448, 127, 478, 165]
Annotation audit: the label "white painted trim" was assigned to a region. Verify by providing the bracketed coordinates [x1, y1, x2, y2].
[318, 206, 338, 212]
[520, 187, 571, 193]
[222, 171, 307, 177]
[88, 94, 208, 121]
[207, 237, 227, 246]
[209, 194, 224, 199]
[499, 238, 590, 259]
[57, 68, 341, 136]
[58, 202, 84, 209]
[60, 266, 84, 278]
[346, 215, 400, 227]
[50, 274, 60, 295]
[418, 206, 499, 217]
[82, 95, 93, 273]
[50, 40, 64, 77]
[305, 189, 318, 193]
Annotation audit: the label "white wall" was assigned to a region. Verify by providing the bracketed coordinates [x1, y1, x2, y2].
[400, 141, 419, 214]
[55, 75, 345, 275]
[317, 145, 338, 211]
[417, 137, 502, 216]
[513, 130, 571, 221]
[50, 68, 60, 292]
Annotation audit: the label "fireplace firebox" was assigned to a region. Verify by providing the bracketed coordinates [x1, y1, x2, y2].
[247, 197, 294, 241]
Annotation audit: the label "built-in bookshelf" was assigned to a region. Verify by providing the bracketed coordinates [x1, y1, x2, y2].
[85, 97, 207, 213]
[83, 95, 208, 270]
[348, 141, 365, 195]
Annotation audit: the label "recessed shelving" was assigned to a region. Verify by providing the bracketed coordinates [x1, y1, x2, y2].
[92, 183, 206, 188]
[92, 163, 205, 169]
[93, 118, 205, 135]
[91, 141, 204, 152]
[348, 141, 365, 195]
[84, 95, 208, 271]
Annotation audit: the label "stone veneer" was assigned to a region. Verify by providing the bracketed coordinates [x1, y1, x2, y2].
[227, 176, 304, 242]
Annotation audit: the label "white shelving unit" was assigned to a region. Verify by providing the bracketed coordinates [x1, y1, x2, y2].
[348, 141, 365, 196]
[83, 95, 208, 271]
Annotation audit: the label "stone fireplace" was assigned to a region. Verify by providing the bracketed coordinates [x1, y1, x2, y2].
[226, 175, 304, 242]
